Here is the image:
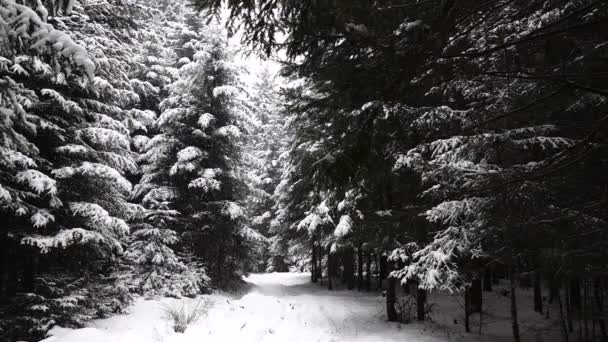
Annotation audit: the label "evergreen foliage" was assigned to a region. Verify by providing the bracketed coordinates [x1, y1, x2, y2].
[205, 0, 608, 339]
[0, 0, 264, 339]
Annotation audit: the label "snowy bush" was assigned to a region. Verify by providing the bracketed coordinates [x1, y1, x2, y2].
[162, 298, 212, 333]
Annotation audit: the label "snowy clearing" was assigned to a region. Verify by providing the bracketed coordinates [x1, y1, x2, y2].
[42, 272, 561, 342]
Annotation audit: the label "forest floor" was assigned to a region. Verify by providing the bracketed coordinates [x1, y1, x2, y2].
[41, 273, 562, 342]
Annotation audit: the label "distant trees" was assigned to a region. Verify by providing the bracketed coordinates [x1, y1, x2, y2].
[204, 0, 608, 340]
[240, 69, 288, 272]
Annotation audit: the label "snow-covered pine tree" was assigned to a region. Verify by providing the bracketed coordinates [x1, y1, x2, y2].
[390, 0, 608, 297]
[0, 0, 142, 337]
[208, 0, 608, 334]
[140, 18, 253, 286]
[238, 67, 290, 272]
[127, 2, 212, 297]
[0, 0, 126, 337]
[2, 0, 202, 337]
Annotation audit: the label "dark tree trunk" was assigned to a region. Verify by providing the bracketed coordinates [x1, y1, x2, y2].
[22, 247, 39, 292]
[534, 271, 543, 314]
[548, 274, 559, 304]
[464, 287, 471, 332]
[470, 277, 482, 313]
[379, 254, 387, 290]
[311, 238, 318, 283]
[417, 288, 426, 321]
[558, 287, 570, 342]
[510, 266, 521, 342]
[340, 252, 346, 284]
[0, 235, 10, 298]
[483, 268, 493, 292]
[318, 245, 323, 286]
[357, 244, 363, 291]
[593, 277, 607, 340]
[216, 243, 224, 284]
[376, 254, 381, 290]
[566, 282, 573, 332]
[493, 270, 501, 285]
[318, 246, 323, 279]
[570, 276, 582, 312]
[386, 273, 398, 322]
[344, 248, 355, 290]
[327, 246, 333, 290]
[584, 281, 589, 342]
[365, 251, 372, 291]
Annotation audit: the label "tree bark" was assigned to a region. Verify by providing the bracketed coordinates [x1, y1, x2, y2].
[327, 246, 333, 290]
[357, 244, 363, 291]
[594, 277, 607, 340]
[318, 245, 324, 286]
[493, 270, 501, 285]
[510, 265, 521, 342]
[311, 237, 318, 283]
[386, 273, 398, 321]
[570, 276, 581, 311]
[317, 245, 323, 280]
[464, 287, 471, 332]
[470, 277, 482, 313]
[344, 248, 355, 290]
[558, 287, 570, 342]
[566, 281, 573, 332]
[379, 254, 387, 290]
[22, 248, 39, 292]
[0, 235, 10, 298]
[216, 244, 224, 284]
[365, 251, 372, 291]
[483, 268, 493, 291]
[584, 281, 589, 341]
[417, 288, 427, 321]
[534, 271, 543, 314]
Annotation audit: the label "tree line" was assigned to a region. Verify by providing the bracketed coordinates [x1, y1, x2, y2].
[201, 0, 608, 341]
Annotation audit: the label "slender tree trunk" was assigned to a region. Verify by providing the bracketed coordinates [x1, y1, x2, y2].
[327, 246, 333, 291]
[318, 246, 324, 286]
[0, 235, 9, 298]
[344, 248, 355, 290]
[593, 277, 607, 340]
[534, 271, 543, 314]
[317, 245, 323, 280]
[549, 275, 559, 304]
[386, 272, 398, 322]
[311, 237, 317, 283]
[365, 251, 372, 291]
[470, 277, 483, 313]
[483, 268, 493, 292]
[379, 254, 387, 290]
[566, 282, 574, 332]
[23, 248, 39, 292]
[216, 243, 224, 284]
[493, 269, 501, 285]
[584, 281, 589, 341]
[339, 253, 345, 284]
[357, 244, 363, 291]
[417, 288, 426, 321]
[464, 287, 471, 333]
[571, 276, 582, 311]
[376, 254, 382, 290]
[510, 265, 521, 342]
[558, 286, 570, 342]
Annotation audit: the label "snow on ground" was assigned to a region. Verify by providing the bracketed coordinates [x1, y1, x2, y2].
[41, 273, 562, 342]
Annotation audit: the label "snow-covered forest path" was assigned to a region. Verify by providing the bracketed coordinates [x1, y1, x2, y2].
[44, 273, 451, 342]
[228, 273, 440, 342]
